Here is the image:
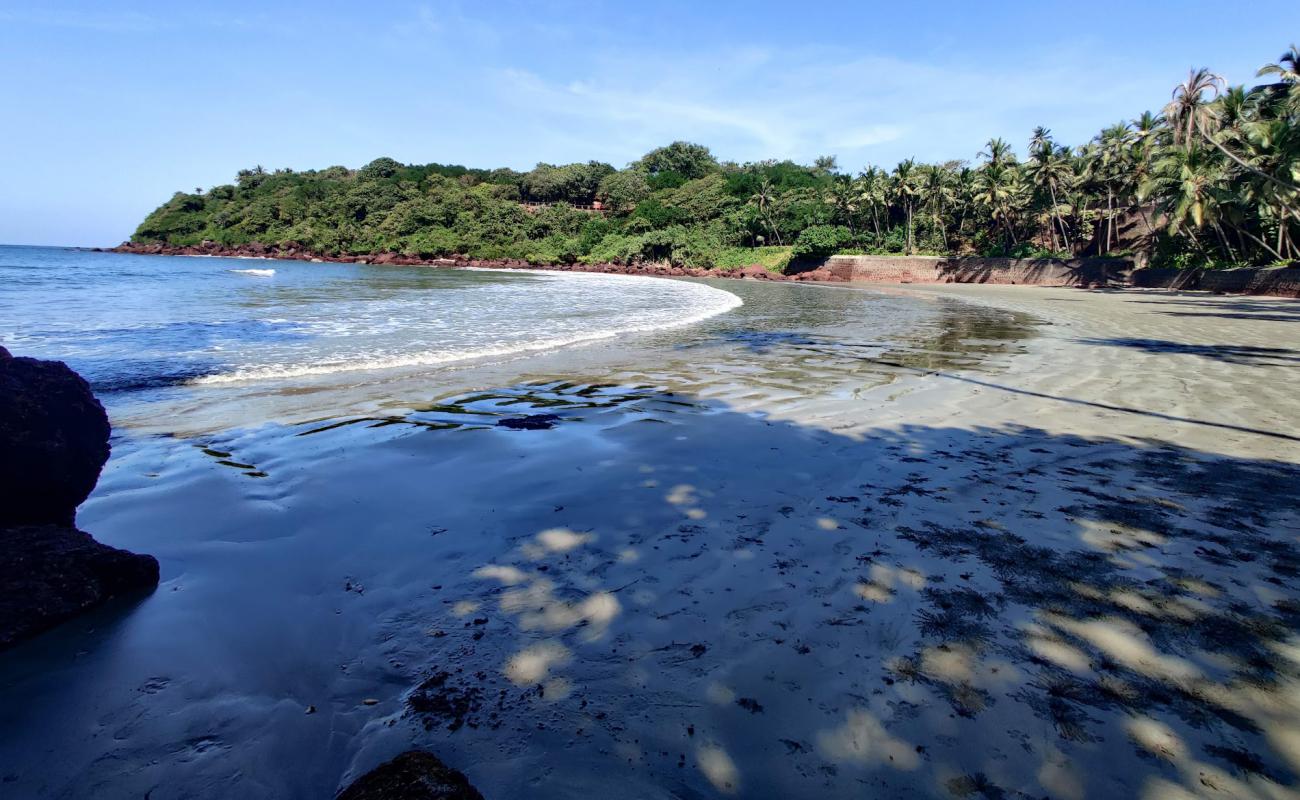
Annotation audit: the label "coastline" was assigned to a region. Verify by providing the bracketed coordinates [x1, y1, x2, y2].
[108, 240, 818, 282]
[107, 241, 1300, 297]
[1, 278, 1297, 798]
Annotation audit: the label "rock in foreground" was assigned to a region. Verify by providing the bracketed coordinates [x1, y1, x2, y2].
[338, 751, 484, 800]
[0, 348, 111, 527]
[0, 524, 160, 649]
[0, 347, 159, 650]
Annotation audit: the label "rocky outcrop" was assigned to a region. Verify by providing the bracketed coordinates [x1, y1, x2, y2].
[338, 751, 484, 800]
[0, 347, 111, 527]
[0, 347, 159, 650]
[0, 525, 161, 649]
[790, 268, 846, 283]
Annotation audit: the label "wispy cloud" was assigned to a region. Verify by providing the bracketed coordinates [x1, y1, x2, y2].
[482, 40, 1161, 170]
[829, 125, 907, 149]
[0, 8, 162, 32]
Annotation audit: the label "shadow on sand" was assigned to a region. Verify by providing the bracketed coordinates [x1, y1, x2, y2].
[1123, 294, 1300, 324]
[1073, 337, 1300, 367]
[338, 380, 1300, 799]
[3, 368, 1297, 799]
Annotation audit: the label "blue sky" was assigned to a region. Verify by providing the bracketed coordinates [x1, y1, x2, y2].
[2, 1, 1297, 246]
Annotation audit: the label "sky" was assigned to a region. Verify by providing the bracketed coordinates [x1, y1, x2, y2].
[1, 1, 1297, 246]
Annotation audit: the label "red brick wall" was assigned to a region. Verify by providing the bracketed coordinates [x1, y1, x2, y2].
[822, 256, 1128, 286]
[1130, 266, 1300, 297]
[821, 256, 1300, 297]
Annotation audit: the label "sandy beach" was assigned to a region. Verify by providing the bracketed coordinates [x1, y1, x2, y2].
[1, 280, 1297, 799]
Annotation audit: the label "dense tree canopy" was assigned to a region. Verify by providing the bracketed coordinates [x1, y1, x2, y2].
[134, 46, 1299, 270]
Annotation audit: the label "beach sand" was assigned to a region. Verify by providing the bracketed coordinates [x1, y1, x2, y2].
[1, 283, 1297, 799]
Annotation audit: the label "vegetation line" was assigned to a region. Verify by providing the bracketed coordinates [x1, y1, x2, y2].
[131, 46, 1299, 273]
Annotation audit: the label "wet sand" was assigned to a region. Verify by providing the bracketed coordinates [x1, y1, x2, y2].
[1, 283, 1297, 799]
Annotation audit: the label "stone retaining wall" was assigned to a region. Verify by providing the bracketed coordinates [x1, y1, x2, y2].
[1129, 266, 1300, 297]
[818, 255, 1131, 287]
[814, 256, 1299, 297]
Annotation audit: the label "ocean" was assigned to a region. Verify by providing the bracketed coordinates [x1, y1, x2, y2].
[1, 245, 740, 415]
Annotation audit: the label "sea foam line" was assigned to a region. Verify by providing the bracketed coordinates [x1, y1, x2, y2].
[191, 273, 741, 385]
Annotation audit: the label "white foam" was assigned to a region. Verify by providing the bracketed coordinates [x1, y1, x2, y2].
[229, 268, 276, 277]
[192, 272, 741, 385]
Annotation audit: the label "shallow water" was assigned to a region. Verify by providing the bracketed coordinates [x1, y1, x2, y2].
[1, 246, 1032, 435]
[0, 245, 738, 405]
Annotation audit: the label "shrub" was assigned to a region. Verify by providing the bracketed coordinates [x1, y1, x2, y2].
[792, 225, 853, 259]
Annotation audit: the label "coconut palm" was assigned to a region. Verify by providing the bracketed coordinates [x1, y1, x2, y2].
[979, 138, 1015, 170]
[1166, 69, 1225, 150]
[1236, 117, 1300, 258]
[891, 160, 923, 255]
[854, 167, 888, 241]
[1258, 44, 1300, 89]
[749, 179, 782, 246]
[826, 174, 859, 234]
[1025, 127, 1075, 252]
[973, 161, 1025, 250]
[1167, 68, 1300, 198]
[919, 164, 954, 251]
[1093, 122, 1135, 253]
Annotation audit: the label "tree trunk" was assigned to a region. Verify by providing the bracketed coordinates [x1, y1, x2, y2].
[1212, 221, 1239, 263]
[1048, 182, 1071, 254]
[1236, 225, 1284, 261]
[1105, 190, 1114, 254]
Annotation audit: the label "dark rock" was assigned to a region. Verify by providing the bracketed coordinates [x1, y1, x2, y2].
[793, 268, 844, 282]
[339, 751, 484, 800]
[0, 524, 159, 649]
[496, 414, 560, 431]
[0, 352, 160, 650]
[0, 354, 110, 526]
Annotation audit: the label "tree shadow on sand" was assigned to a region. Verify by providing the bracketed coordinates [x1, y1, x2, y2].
[357, 381, 1300, 800]
[1074, 337, 1300, 367]
[1121, 294, 1300, 324]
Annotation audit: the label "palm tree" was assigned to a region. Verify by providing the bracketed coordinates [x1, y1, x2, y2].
[919, 164, 954, 252]
[1166, 69, 1225, 150]
[1094, 123, 1134, 253]
[974, 139, 1025, 251]
[1236, 117, 1300, 258]
[750, 179, 782, 246]
[1143, 143, 1283, 262]
[827, 175, 859, 234]
[1025, 127, 1075, 252]
[973, 164, 1024, 250]
[1167, 67, 1300, 196]
[951, 166, 977, 246]
[854, 167, 888, 241]
[980, 138, 1015, 169]
[1257, 44, 1300, 91]
[891, 159, 922, 254]
[1128, 111, 1165, 241]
